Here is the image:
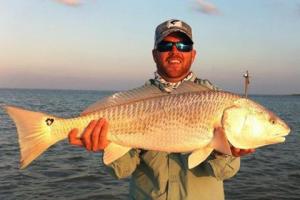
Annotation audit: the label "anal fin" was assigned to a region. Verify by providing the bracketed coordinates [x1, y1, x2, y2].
[103, 143, 131, 165]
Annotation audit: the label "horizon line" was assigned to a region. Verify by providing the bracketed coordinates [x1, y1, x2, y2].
[0, 87, 298, 96]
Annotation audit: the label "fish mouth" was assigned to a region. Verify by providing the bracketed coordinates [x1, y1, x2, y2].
[270, 128, 291, 144]
[272, 127, 291, 138]
[270, 129, 290, 144]
[266, 136, 286, 145]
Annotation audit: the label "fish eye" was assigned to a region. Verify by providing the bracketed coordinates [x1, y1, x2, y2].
[270, 118, 276, 124]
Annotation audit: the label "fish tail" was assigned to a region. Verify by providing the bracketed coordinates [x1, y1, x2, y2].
[4, 105, 63, 169]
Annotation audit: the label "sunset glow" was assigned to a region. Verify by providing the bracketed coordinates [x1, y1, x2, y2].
[0, 0, 299, 94]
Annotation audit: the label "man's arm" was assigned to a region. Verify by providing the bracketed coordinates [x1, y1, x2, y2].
[204, 148, 255, 181]
[105, 149, 140, 179]
[206, 153, 240, 181]
[211, 147, 254, 180]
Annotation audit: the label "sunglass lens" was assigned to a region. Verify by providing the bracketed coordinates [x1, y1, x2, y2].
[176, 42, 193, 52]
[157, 42, 173, 52]
[157, 41, 192, 52]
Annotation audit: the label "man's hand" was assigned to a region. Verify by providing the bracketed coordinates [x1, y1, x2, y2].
[231, 146, 255, 157]
[68, 118, 110, 152]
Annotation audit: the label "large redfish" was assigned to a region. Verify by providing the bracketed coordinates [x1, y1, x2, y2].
[3, 82, 290, 169]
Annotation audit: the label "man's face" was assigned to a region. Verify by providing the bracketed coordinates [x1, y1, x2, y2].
[152, 32, 196, 82]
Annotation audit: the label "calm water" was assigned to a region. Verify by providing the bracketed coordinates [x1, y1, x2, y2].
[0, 89, 299, 200]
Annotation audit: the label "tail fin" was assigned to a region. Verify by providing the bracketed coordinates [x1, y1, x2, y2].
[4, 105, 60, 169]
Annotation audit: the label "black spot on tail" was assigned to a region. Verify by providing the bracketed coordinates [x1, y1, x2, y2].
[46, 118, 54, 126]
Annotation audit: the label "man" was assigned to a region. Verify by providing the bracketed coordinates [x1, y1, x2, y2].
[69, 19, 254, 200]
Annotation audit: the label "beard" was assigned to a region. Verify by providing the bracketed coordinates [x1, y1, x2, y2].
[157, 64, 191, 81]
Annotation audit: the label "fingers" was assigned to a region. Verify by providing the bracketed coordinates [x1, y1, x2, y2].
[81, 120, 98, 151]
[239, 149, 255, 156]
[231, 147, 255, 157]
[71, 119, 110, 152]
[68, 128, 83, 147]
[98, 118, 109, 149]
[249, 149, 256, 153]
[231, 147, 240, 157]
[244, 148, 255, 155]
[91, 119, 105, 151]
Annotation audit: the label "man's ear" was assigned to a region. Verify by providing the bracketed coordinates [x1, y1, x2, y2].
[191, 49, 196, 63]
[152, 49, 158, 63]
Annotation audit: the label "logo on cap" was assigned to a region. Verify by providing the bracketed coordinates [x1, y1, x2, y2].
[167, 20, 182, 28]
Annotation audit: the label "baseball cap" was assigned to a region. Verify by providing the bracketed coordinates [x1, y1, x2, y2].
[154, 19, 193, 47]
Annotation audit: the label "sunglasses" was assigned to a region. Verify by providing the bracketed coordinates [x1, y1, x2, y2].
[156, 41, 193, 52]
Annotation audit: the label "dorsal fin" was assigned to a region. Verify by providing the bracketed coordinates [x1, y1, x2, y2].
[81, 84, 164, 115]
[81, 81, 210, 115]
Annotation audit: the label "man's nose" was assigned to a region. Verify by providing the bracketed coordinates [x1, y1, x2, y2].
[170, 44, 179, 53]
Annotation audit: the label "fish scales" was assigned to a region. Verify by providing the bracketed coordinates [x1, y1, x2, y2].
[51, 91, 239, 152]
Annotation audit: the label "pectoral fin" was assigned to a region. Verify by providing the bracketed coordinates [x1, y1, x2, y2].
[103, 143, 131, 165]
[188, 146, 214, 169]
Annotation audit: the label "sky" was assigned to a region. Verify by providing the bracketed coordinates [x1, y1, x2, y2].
[0, 0, 299, 94]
